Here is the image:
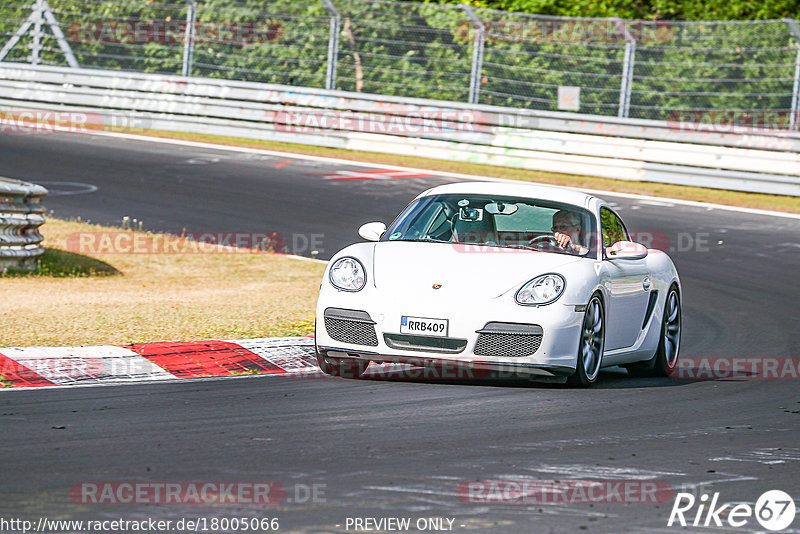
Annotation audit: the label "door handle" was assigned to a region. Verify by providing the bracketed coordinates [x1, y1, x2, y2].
[642, 277, 651, 291]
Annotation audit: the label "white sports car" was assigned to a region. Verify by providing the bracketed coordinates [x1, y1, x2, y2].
[315, 181, 681, 386]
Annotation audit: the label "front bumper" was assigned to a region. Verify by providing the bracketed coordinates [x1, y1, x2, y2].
[315, 286, 584, 379]
[317, 345, 573, 382]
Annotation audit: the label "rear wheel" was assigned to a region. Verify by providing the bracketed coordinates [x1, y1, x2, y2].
[568, 294, 605, 387]
[317, 354, 368, 378]
[626, 285, 681, 377]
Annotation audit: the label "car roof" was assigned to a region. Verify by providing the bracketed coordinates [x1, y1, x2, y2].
[417, 181, 602, 210]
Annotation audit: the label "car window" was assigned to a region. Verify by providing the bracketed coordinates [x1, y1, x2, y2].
[382, 194, 595, 257]
[494, 203, 553, 232]
[600, 207, 628, 247]
[424, 205, 448, 236]
[385, 197, 446, 240]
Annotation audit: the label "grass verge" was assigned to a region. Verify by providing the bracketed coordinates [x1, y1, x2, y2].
[0, 218, 325, 347]
[112, 128, 800, 215]
[2, 248, 119, 277]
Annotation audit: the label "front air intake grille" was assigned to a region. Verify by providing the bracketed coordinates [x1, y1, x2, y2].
[474, 333, 542, 357]
[324, 308, 379, 347]
[324, 317, 379, 346]
[473, 322, 543, 357]
[383, 333, 467, 354]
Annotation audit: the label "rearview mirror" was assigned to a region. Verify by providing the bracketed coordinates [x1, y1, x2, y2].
[485, 202, 518, 215]
[606, 241, 648, 260]
[358, 221, 386, 242]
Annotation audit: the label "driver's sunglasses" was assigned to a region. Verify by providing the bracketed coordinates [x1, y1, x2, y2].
[552, 223, 578, 232]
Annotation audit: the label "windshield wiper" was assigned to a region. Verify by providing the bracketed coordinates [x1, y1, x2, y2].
[495, 243, 535, 251]
[493, 243, 577, 256]
[393, 239, 577, 256]
[396, 237, 448, 243]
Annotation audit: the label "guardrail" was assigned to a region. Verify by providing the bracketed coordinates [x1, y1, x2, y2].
[1, 63, 799, 196]
[0, 176, 47, 271]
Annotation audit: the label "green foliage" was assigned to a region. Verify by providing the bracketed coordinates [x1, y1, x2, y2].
[332, 0, 471, 100]
[1, 0, 797, 123]
[426, 0, 800, 21]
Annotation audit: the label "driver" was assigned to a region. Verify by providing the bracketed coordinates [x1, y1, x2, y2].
[551, 210, 588, 254]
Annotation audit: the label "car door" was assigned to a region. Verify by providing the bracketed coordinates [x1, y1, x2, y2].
[599, 207, 651, 351]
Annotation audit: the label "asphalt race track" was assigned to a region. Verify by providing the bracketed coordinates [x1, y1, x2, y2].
[1, 132, 800, 533]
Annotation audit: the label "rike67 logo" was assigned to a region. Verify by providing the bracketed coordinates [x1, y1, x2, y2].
[669, 490, 796, 531]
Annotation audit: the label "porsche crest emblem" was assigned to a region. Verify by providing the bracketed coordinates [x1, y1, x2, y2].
[432, 283, 442, 289]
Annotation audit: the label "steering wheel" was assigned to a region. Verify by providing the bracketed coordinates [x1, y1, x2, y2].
[527, 234, 561, 248]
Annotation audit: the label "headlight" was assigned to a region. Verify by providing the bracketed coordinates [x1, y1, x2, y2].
[329, 257, 366, 292]
[515, 274, 565, 306]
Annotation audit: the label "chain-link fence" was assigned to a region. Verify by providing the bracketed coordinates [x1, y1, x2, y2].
[1, 0, 799, 127]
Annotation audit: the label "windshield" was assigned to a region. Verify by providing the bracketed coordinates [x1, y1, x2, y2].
[381, 194, 596, 257]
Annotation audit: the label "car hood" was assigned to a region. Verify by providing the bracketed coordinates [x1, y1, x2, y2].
[371, 241, 583, 299]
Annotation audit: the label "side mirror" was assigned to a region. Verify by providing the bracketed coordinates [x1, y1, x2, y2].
[358, 221, 386, 242]
[606, 241, 648, 260]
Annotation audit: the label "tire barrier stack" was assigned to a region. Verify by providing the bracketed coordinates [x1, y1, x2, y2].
[0, 176, 47, 271]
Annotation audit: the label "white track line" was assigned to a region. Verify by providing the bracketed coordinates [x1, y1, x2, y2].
[88, 130, 800, 221]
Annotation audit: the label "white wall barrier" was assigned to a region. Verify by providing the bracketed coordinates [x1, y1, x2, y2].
[1, 63, 798, 196]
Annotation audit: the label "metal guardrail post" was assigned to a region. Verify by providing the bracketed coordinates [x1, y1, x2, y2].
[41, 0, 78, 67]
[616, 19, 636, 118]
[321, 0, 340, 91]
[460, 4, 485, 105]
[0, 177, 47, 272]
[792, 49, 800, 130]
[784, 19, 800, 131]
[0, 0, 78, 67]
[30, 0, 44, 65]
[0, 15, 34, 63]
[182, 0, 197, 77]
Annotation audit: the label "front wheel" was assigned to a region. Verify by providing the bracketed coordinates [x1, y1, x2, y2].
[317, 354, 368, 378]
[568, 294, 605, 387]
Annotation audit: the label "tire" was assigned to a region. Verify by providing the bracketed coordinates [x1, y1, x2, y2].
[316, 354, 368, 378]
[626, 285, 681, 377]
[568, 294, 605, 387]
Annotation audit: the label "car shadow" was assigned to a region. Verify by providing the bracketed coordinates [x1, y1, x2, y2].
[353, 364, 712, 390]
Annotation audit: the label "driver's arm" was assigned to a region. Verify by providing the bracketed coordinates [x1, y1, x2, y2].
[553, 231, 574, 251]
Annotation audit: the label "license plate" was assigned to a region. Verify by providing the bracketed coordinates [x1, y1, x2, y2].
[400, 316, 448, 337]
